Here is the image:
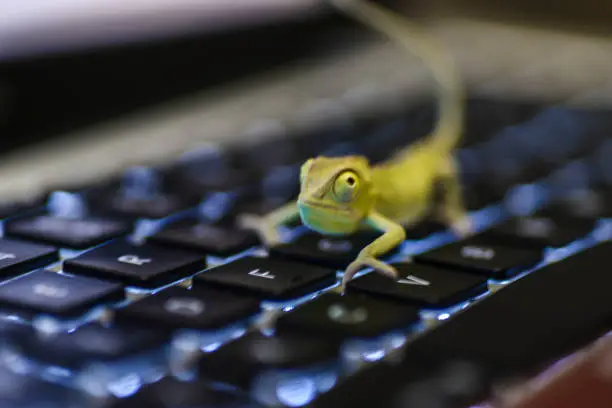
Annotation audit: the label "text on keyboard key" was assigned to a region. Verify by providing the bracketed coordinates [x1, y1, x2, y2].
[196, 256, 336, 299]
[64, 240, 207, 288]
[270, 231, 399, 269]
[149, 222, 259, 257]
[308, 242, 612, 408]
[4, 215, 132, 249]
[0, 270, 124, 316]
[0, 239, 59, 279]
[115, 286, 261, 331]
[348, 263, 488, 308]
[479, 216, 595, 249]
[276, 292, 420, 340]
[415, 238, 542, 279]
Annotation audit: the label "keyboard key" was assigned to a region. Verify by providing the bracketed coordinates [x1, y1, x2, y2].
[270, 231, 400, 269]
[276, 292, 420, 340]
[64, 240, 207, 288]
[415, 238, 541, 279]
[198, 331, 341, 389]
[149, 222, 259, 257]
[15, 323, 168, 369]
[115, 286, 260, 331]
[0, 368, 87, 408]
[482, 215, 595, 249]
[112, 376, 254, 408]
[0, 239, 59, 279]
[88, 167, 201, 220]
[4, 215, 132, 249]
[308, 242, 612, 408]
[196, 256, 336, 299]
[0, 270, 124, 316]
[348, 263, 488, 308]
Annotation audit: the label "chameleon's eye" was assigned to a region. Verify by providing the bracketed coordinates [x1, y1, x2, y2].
[333, 170, 360, 202]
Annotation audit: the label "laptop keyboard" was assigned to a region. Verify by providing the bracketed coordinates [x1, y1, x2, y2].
[0, 94, 611, 408]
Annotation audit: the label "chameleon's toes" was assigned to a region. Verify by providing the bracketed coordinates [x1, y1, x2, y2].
[451, 216, 473, 238]
[237, 214, 281, 246]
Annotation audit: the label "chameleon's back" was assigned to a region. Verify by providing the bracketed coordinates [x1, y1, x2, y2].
[370, 140, 446, 223]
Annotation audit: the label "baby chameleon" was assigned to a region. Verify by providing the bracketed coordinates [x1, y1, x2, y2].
[239, 0, 472, 291]
[239, 127, 471, 292]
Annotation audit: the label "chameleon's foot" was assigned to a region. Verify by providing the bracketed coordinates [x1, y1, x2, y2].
[450, 216, 473, 238]
[340, 255, 399, 293]
[237, 214, 282, 247]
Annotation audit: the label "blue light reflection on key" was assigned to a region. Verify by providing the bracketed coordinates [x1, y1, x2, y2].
[276, 377, 317, 407]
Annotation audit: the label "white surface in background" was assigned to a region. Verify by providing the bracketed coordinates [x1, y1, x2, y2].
[0, 0, 326, 60]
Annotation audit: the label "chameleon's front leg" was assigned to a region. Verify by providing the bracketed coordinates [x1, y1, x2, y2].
[341, 211, 406, 292]
[237, 201, 300, 246]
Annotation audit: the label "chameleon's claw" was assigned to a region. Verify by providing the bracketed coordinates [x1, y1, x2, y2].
[237, 214, 282, 246]
[340, 255, 399, 293]
[450, 216, 473, 238]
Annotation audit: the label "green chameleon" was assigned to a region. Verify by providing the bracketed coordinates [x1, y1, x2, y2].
[239, 0, 472, 291]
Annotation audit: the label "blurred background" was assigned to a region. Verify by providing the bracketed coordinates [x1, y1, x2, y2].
[0, 2, 612, 406]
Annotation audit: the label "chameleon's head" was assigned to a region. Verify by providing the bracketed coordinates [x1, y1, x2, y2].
[297, 155, 375, 235]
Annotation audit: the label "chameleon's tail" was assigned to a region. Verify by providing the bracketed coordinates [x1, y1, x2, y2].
[330, 0, 464, 153]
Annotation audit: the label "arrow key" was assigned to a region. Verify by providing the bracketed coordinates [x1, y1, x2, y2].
[348, 263, 488, 308]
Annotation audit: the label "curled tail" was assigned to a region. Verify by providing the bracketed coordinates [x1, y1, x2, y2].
[330, 0, 464, 153]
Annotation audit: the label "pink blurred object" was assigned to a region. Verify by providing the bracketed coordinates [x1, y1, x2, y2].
[489, 332, 612, 408]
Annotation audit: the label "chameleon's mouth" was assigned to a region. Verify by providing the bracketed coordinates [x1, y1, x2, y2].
[300, 200, 352, 213]
[297, 199, 360, 234]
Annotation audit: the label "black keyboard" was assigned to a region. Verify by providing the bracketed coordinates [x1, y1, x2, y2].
[0, 93, 611, 408]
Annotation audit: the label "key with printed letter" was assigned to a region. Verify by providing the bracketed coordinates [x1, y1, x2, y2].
[477, 215, 595, 249]
[415, 238, 542, 279]
[149, 222, 259, 257]
[348, 263, 488, 308]
[270, 231, 400, 269]
[64, 240, 207, 288]
[276, 292, 420, 340]
[4, 215, 132, 249]
[308, 242, 612, 408]
[0, 239, 59, 280]
[114, 286, 261, 330]
[0, 270, 125, 316]
[196, 256, 336, 299]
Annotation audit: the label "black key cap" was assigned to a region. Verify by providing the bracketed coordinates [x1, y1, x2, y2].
[4, 215, 132, 249]
[0, 368, 88, 408]
[115, 286, 260, 330]
[112, 376, 255, 408]
[91, 166, 200, 220]
[198, 331, 341, 389]
[270, 231, 400, 270]
[309, 241, 612, 408]
[0, 239, 59, 279]
[196, 256, 336, 299]
[149, 222, 259, 257]
[276, 293, 420, 340]
[64, 240, 206, 288]
[0, 270, 124, 316]
[348, 263, 488, 308]
[479, 215, 595, 249]
[15, 323, 168, 369]
[415, 238, 541, 279]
